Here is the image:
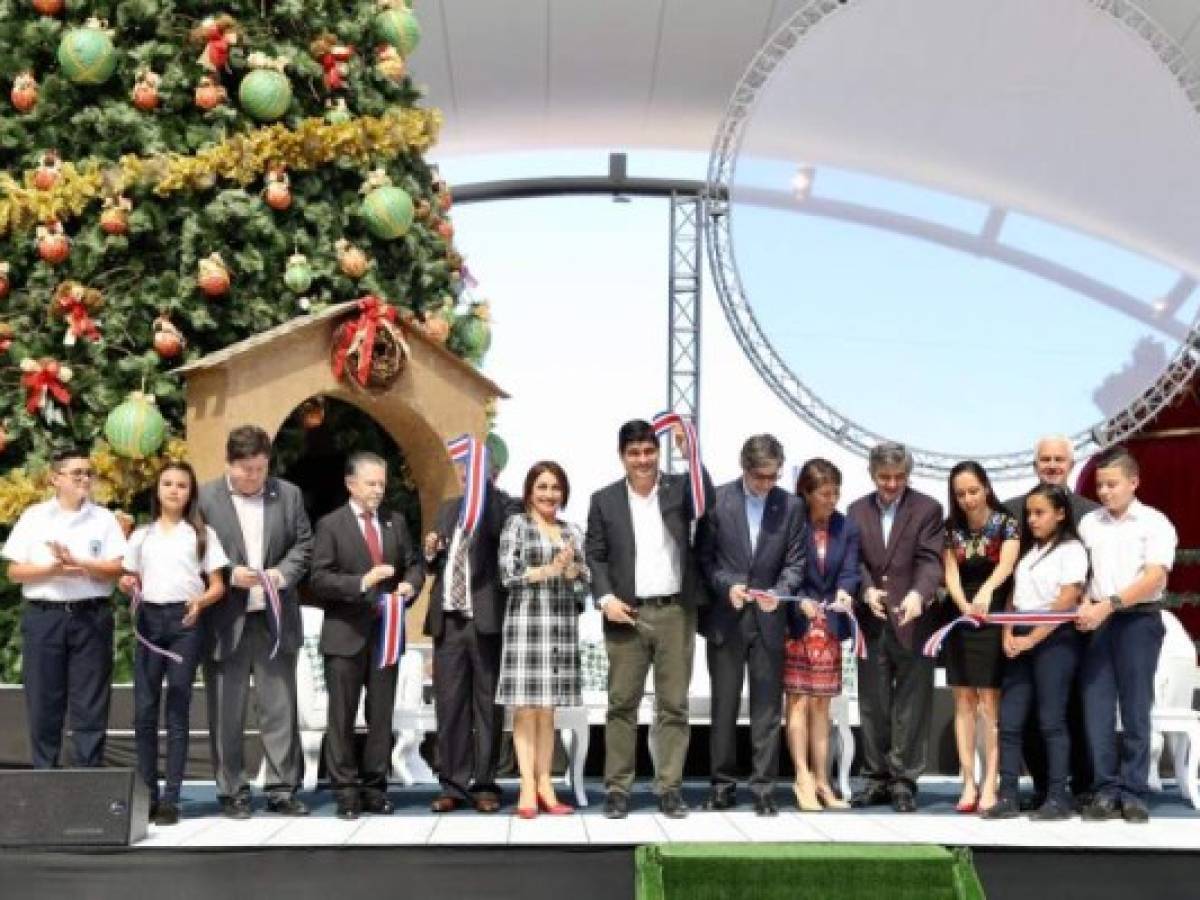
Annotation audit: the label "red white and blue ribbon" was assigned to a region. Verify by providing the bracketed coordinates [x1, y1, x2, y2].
[746, 590, 867, 660]
[256, 569, 283, 660]
[651, 411, 706, 519]
[922, 610, 1080, 657]
[447, 434, 489, 537]
[129, 585, 184, 665]
[376, 590, 405, 668]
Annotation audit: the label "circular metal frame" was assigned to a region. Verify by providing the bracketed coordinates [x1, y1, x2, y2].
[704, 0, 1200, 478]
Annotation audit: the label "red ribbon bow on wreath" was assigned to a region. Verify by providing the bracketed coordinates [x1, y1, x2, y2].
[332, 295, 397, 387]
[205, 32, 232, 72]
[61, 298, 100, 345]
[21, 359, 71, 414]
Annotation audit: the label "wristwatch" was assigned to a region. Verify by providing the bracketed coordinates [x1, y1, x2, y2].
[1108, 594, 1125, 612]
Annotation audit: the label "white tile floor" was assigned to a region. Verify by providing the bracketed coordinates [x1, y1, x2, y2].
[134, 777, 1200, 851]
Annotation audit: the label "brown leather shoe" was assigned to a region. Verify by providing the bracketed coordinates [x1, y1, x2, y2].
[474, 794, 500, 814]
[430, 794, 463, 813]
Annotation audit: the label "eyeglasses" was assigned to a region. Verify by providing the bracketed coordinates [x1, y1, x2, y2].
[57, 469, 94, 481]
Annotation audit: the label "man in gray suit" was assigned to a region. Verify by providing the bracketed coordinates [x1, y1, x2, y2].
[1003, 434, 1098, 809]
[586, 419, 715, 820]
[847, 442, 944, 813]
[696, 434, 806, 816]
[199, 425, 314, 819]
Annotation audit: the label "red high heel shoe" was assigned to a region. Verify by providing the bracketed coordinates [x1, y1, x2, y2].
[537, 796, 574, 816]
[514, 805, 538, 820]
[955, 800, 978, 814]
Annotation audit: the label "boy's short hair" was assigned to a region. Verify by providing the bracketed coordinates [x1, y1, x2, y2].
[1094, 445, 1139, 479]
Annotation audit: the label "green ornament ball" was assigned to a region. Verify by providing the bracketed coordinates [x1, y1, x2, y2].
[284, 258, 313, 293]
[58, 25, 118, 85]
[104, 393, 166, 459]
[485, 433, 508, 472]
[239, 69, 293, 122]
[375, 8, 422, 56]
[362, 185, 414, 240]
[455, 315, 492, 358]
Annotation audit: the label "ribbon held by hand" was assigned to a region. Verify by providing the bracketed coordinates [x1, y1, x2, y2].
[376, 590, 406, 668]
[651, 411, 706, 519]
[446, 434, 490, 537]
[747, 590, 867, 659]
[922, 610, 1081, 657]
[129, 585, 185, 665]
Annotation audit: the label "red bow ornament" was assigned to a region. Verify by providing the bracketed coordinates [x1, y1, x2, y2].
[20, 356, 72, 417]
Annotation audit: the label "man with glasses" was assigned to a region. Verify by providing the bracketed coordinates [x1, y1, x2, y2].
[3, 447, 128, 768]
[696, 434, 805, 816]
[847, 442, 944, 812]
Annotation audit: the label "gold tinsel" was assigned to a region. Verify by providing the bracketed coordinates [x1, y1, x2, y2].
[0, 109, 442, 237]
[0, 437, 189, 525]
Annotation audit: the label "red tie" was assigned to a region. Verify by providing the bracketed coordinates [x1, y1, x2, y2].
[361, 511, 383, 565]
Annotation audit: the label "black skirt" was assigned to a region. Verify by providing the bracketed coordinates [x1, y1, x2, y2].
[945, 624, 1003, 688]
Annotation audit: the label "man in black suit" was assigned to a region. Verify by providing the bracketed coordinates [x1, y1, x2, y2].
[309, 452, 423, 820]
[199, 425, 314, 819]
[847, 442, 944, 813]
[1003, 435, 1098, 810]
[423, 452, 519, 814]
[586, 420, 715, 820]
[696, 434, 806, 816]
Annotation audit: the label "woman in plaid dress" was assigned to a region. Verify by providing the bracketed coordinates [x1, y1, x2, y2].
[496, 461, 590, 817]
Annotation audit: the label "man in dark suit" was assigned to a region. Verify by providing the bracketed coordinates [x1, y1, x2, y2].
[586, 420, 716, 820]
[847, 442, 944, 813]
[309, 452, 423, 820]
[423, 450, 519, 814]
[199, 425, 314, 819]
[1003, 435, 1098, 810]
[696, 434, 805, 816]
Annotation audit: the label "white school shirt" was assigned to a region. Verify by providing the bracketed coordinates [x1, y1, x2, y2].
[1012, 540, 1089, 612]
[124, 522, 229, 604]
[1079, 500, 1177, 603]
[2, 499, 128, 601]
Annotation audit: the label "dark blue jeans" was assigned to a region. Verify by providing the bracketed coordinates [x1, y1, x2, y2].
[1081, 610, 1164, 803]
[21, 599, 114, 768]
[998, 625, 1082, 804]
[133, 603, 204, 804]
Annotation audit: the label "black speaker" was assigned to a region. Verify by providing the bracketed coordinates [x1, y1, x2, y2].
[0, 768, 149, 847]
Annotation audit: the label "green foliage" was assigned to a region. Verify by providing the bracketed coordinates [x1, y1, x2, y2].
[0, 0, 477, 683]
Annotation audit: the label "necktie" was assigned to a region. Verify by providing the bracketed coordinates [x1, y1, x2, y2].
[449, 531, 469, 611]
[361, 511, 383, 566]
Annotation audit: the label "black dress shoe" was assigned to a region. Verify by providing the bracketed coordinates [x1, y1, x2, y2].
[604, 791, 629, 819]
[1081, 796, 1123, 822]
[266, 796, 310, 816]
[753, 793, 778, 817]
[980, 797, 1020, 820]
[890, 789, 917, 814]
[336, 801, 360, 821]
[659, 790, 689, 819]
[703, 789, 736, 811]
[362, 796, 394, 815]
[220, 796, 252, 820]
[1029, 798, 1073, 821]
[849, 784, 891, 809]
[1019, 794, 1046, 813]
[1121, 799, 1149, 824]
[153, 802, 180, 826]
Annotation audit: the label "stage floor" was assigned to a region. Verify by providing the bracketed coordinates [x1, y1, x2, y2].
[137, 777, 1200, 852]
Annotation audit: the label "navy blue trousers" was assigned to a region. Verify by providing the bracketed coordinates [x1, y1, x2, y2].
[998, 625, 1082, 804]
[21, 600, 114, 768]
[1082, 610, 1164, 803]
[134, 603, 205, 804]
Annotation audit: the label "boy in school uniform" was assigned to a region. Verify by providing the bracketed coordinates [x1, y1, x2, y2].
[1075, 445, 1178, 823]
[2, 447, 128, 768]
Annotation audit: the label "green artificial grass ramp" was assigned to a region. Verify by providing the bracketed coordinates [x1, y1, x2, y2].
[635, 843, 986, 900]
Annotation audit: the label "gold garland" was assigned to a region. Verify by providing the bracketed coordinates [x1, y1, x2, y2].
[0, 438, 189, 525]
[0, 108, 442, 237]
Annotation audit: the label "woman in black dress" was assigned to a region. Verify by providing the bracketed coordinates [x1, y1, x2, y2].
[943, 461, 1019, 814]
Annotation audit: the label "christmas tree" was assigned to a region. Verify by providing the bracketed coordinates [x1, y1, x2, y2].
[0, 0, 493, 680]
